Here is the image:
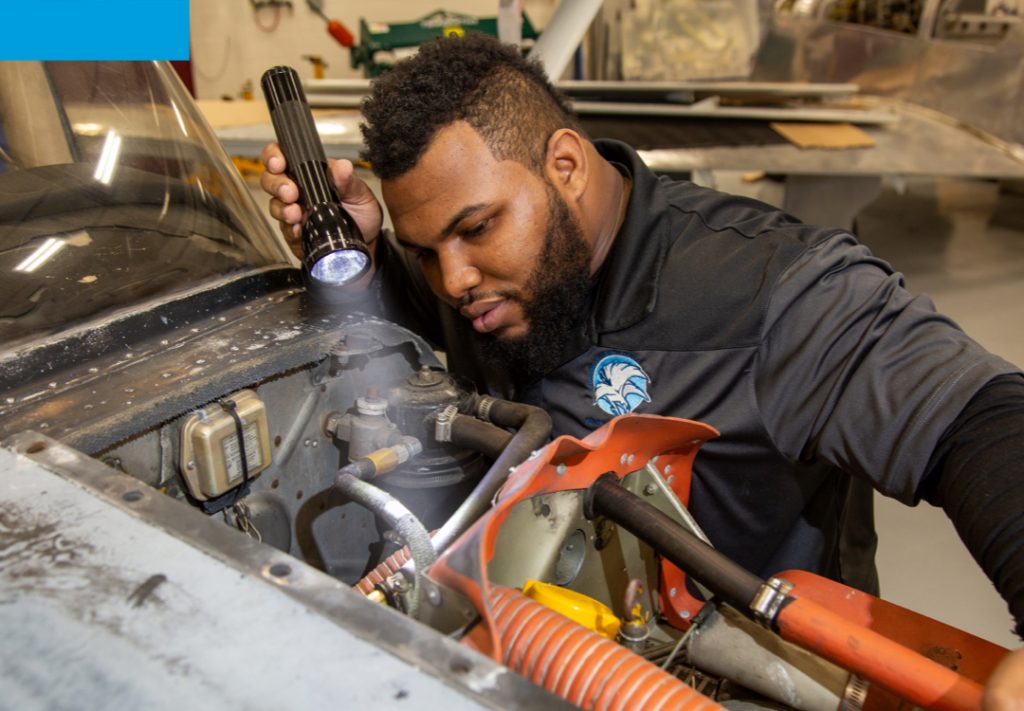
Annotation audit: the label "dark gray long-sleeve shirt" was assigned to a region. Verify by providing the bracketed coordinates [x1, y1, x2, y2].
[374, 139, 1021, 602]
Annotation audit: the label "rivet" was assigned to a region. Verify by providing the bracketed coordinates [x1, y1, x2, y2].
[643, 484, 657, 496]
[670, 587, 678, 597]
[556, 464, 567, 475]
[681, 610, 691, 619]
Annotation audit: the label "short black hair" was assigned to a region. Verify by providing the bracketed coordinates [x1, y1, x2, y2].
[360, 33, 583, 180]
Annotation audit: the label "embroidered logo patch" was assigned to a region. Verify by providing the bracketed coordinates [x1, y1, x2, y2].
[591, 353, 652, 416]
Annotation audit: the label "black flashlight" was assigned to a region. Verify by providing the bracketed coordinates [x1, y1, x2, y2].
[261, 65, 370, 287]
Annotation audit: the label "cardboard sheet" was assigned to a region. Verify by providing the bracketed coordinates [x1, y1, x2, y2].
[769, 122, 876, 149]
[196, 99, 358, 129]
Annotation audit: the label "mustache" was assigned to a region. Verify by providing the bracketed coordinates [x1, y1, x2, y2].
[459, 289, 523, 310]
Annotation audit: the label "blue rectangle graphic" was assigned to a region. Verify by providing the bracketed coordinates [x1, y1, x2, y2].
[2, 0, 190, 60]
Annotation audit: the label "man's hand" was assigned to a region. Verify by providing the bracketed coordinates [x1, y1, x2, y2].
[985, 647, 1024, 710]
[259, 142, 384, 263]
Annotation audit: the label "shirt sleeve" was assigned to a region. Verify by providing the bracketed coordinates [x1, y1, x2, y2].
[921, 373, 1024, 637]
[753, 230, 1021, 503]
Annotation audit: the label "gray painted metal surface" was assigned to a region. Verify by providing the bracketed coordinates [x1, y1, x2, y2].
[0, 434, 570, 710]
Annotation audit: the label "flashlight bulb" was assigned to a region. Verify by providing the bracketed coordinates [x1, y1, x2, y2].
[310, 250, 370, 286]
[301, 203, 371, 286]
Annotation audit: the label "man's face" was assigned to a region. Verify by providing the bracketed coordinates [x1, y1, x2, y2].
[382, 122, 591, 372]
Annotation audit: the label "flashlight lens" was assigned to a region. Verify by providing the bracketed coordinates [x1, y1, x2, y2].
[310, 249, 370, 286]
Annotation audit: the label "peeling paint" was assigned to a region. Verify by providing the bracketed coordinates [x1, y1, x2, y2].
[274, 329, 303, 342]
[766, 661, 801, 706]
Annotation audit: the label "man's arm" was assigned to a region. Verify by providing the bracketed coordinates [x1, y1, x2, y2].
[752, 229, 1023, 703]
[921, 373, 1024, 635]
[923, 373, 1024, 708]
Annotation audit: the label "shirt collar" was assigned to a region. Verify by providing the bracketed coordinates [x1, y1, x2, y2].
[590, 139, 673, 334]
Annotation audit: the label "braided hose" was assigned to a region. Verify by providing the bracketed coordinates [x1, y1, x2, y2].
[488, 586, 724, 711]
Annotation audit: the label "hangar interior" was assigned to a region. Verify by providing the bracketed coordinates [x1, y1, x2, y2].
[1, 0, 1023, 707]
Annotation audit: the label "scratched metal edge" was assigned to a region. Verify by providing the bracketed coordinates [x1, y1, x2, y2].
[0, 431, 573, 711]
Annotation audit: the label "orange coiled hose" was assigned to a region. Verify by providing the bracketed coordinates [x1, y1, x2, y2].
[488, 586, 723, 711]
[355, 546, 413, 595]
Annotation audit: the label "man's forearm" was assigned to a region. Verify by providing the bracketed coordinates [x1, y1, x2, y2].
[922, 373, 1024, 638]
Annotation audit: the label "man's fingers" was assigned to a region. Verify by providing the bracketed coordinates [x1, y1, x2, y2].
[268, 197, 304, 225]
[260, 142, 286, 174]
[329, 159, 374, 204]
[261, 171, 299, 204]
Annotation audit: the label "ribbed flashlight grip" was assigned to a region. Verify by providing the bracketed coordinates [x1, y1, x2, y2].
[261, 65, 338, 208]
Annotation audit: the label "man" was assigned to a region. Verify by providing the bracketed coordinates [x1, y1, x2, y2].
[262, 34, 1024, 705]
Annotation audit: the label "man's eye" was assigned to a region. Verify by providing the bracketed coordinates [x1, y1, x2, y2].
[414, 248, 435, 262]
[461, 219, 490, 238]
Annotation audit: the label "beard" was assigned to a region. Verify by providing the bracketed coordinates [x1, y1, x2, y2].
[475, 184, 592, 380]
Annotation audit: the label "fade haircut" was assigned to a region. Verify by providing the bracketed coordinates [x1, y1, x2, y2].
[360, 33, 583, 180]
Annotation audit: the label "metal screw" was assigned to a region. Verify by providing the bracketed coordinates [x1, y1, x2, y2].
[426, 585, 441, 606]
[643, 484, 657, 496]
[627, 454, 635, 465]
[556, 464, 567, 475]
[311, 440, 319, 448]
[681, 610, 691, 619]
[664, 465, 672, 475]
[303, 439, 311, 447]
[186, 460, 195, 470]
[619, 453, 627, 465]
[667, 475, 675, 484]
[670, 587, 678, 597]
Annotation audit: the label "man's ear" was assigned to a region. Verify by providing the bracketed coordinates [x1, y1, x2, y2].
[544, 129, 588, 203]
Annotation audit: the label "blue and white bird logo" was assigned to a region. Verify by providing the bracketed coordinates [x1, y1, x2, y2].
[591, 353, 652, 416]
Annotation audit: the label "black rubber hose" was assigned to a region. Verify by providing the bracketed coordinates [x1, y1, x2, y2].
[430, 397, 552, 554]
[587, 474, 764, 614]
[449, 414, 514, 460]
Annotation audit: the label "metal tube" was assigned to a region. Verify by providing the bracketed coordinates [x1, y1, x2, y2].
[334, 468, 435, 617]
[686, 605, 851, 711]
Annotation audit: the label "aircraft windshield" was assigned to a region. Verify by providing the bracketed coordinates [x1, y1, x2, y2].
[0, 61, 293, 349]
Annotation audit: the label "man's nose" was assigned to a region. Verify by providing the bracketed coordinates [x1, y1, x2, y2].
[439, 249, 482, 301]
